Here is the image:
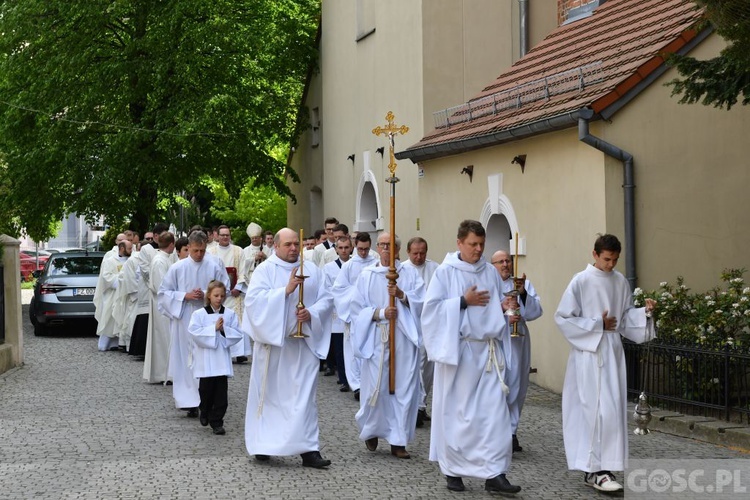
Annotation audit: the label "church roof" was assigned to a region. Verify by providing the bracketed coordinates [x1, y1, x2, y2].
[398, 0, 707, 163]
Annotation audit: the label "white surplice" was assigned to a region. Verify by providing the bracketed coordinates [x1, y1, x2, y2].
[158, 256, 229, 409]
[243, 254, 333, 456]
[332, 253, 378, 391]
[500, 276, 543, 433]
[350, 260, 424, 447]
[421, 252, 513, 480]
[143, 250, 173, 383]
[114, 251, 144, 349]
[554, 264, 655, 472]
[93, 254, 127, 351]
[188, 306, 243, 379]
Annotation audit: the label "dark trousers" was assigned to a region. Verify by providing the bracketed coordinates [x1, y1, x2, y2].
[331, 332, 347, 386]
[199, 376, 228, 428]
[128, 313, 149, 356]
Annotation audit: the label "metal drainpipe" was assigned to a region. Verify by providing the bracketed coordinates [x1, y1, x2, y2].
[578, 108, 637, 290]
[519, 0, 529, 57]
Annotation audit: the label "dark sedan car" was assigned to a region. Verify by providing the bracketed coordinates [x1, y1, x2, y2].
[29, 251, 105, 336]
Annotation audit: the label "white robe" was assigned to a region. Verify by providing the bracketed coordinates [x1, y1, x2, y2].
[350, 261, 424, 447]
[403, 259, 439, 411]
[332, 253, 378, 391]
[323, 259, 346, 333]
[158, 256, 230, 409]
[421, 252, 513, 479]
[243, 254, 333, 456]
[500, 276, 543, 433]
[114, 252, 143, 349]
[312, 241, 333, 268]
[554, 264, 655, 472]
[188, 307, 243, 379]
[143, 250, 173, 383]
[93, 255, 127, 351]
[208, 243, 250, 357]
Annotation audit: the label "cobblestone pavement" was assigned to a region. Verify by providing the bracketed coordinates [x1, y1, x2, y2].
[1, 291, 748, 499]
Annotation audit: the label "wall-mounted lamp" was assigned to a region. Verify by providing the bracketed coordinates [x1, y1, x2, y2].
[460, 165, 474, 183]
[347, 154, 356, 163]
[375, 147, 385, 156]
[512, 154, 527, 174]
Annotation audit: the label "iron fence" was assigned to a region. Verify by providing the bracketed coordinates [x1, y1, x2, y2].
[624, 339, 750, 423]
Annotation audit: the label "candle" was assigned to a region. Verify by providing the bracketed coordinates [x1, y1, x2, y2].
[514, 232, 519, 277]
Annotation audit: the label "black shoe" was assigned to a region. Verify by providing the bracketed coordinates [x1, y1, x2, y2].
[212, 426, 226, 435]
[186, 408, 199, 418]
[365, 437, 378, 451]
[255, 454, 270, 462]
[301, 451, 331, 469]
[199, 413, 209, 427]
[353, 389, 360, 401]
[446, 476, 465, 492]
[485, 474, 521, 494]
[235, 356, 248, 364]
[339, 384, 350, 393]
[419, 408, 431, 421]
[512, 434, 523, 453]
[165, 380, 173, 386]
[324, 368, 335, 376]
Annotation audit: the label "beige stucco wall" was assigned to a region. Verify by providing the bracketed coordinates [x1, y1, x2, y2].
[598, 33, 750, 293]
[288, 0, 559, 236]
[416, 129, 611, 393]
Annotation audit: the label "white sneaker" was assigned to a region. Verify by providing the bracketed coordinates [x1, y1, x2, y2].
[584, 471, 623, 492]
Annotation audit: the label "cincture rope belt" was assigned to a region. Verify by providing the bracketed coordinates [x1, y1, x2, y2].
[368, 323, 390, 407]
[257, 344, 272, 417]
[464, 337, 509, 395]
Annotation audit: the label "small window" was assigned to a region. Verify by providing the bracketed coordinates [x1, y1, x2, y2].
[355, 0, 376, 42]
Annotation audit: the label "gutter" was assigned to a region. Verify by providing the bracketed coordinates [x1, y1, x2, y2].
[578, 108, 637, 289]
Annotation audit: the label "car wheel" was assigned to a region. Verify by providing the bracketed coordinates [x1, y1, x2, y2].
[29, 298, 38, 326]
[33, 321, 47, 337]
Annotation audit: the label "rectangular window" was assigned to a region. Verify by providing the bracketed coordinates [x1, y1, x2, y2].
[356, 0, 376, 42]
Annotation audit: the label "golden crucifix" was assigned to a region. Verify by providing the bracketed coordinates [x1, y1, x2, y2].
[372, 111, 409, 395]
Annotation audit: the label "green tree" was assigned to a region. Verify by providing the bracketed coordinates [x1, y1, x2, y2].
[209, 176, 287, 247]
[0, 0, 318, 240]
[668, 0, 750, 109]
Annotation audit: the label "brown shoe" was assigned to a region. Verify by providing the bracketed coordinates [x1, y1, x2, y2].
[390, 445, 411, 459]
[365, 437, 378, 451]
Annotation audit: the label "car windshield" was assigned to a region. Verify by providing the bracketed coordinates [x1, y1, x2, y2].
[48, 256, 103, 276]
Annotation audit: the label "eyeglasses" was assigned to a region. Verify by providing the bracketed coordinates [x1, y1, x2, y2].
[492, 259, 512, 265]
[378, 243, 391, 249]
[219, 233, 231, 237]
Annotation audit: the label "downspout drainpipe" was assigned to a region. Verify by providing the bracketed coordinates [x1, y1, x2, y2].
[519, 0, 529, 57]
[578, 108, 637, 290]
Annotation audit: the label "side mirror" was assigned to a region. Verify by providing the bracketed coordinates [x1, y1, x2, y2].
[32, 270, 42, 279]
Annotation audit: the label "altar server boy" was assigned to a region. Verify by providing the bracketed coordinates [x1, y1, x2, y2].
[189, 280, 244, 435]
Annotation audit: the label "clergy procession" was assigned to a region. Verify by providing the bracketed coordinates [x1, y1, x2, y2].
[91, 215, 656, 495]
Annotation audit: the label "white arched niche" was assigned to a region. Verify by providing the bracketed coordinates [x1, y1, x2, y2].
[354, 168, 383, 238]
[480, 173, 525, 260]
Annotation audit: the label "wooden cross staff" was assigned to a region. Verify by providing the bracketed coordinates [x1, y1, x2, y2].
[372, 111, 409, 395]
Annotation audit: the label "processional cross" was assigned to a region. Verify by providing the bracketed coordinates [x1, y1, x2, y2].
[372, 111, 409, 395]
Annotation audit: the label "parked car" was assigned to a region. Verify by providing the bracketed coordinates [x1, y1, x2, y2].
[19, 253, 46, 281]
[29, 251, 105, 336]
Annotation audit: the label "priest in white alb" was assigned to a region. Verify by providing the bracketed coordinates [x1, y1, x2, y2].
[143, 232, 175, 384]
[350, 232, 424, 460]
[421, 220, 521, 495]
[158, 231, 229, 417]
[207, 224, 251, 361]
[332, 231, 378, 399]
[94, 240, 131, 352]
[243, 228, 334, 469]
[554, 234, 655, 493]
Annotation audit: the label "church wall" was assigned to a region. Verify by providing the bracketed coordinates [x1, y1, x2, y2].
[415, 127, 609, 393]
[596, 33, 750, 293]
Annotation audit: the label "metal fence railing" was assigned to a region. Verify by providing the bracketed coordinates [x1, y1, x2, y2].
[624, 339, 750, 423]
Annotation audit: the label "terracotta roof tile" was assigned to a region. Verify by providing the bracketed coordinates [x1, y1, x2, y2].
[402, 0, 704, 160]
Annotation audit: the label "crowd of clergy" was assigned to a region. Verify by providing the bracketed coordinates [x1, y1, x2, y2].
[92, 216, 655, 495]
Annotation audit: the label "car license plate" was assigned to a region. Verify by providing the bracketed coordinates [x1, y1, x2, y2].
[73, 288, 95, 296]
